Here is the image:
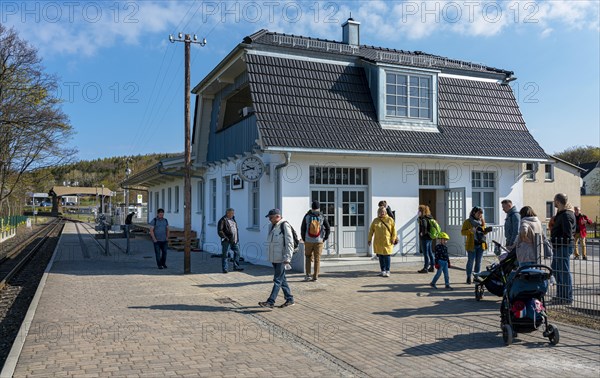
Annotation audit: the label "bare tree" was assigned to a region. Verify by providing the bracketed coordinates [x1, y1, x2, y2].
[0, 25, 75, 214]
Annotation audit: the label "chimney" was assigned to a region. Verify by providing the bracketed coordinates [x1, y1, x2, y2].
[341, 18, 360, 46]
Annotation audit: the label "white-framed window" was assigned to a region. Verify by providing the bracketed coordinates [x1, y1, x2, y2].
[210, 179, 217, 223]
[197, 181, 205, 214]
[544, 164, 554, 181]
[167, 187, 172, 213]
[419, 170, 447, 187]
[174, 186, 180, 213]
[155, 192, 160, 212]
[546, 201, 554, 219]
[386, 71, 432, 120]
[250, 180, 260, 228]
[161, 189, 165, 210]
[524, 163, 535, 181]
[472, 171, 496, 224]
[223, 176, 231, 211]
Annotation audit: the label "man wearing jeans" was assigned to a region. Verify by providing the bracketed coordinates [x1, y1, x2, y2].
[259, 209, 294, 309]
[217, 208, 244, 273]
[149, 209, 169, 269]
[551, 193, 576, 304]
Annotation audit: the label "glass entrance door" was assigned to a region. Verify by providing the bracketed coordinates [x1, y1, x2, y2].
[311, 190, 336, 255]
[445, 187, 465, 256]
[339, 190, 367, 255]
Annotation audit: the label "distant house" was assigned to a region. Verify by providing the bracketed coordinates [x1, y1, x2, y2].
[522, 156, 584, 223]
[124, 19, 550, 264]
[579, 161, 600, 224]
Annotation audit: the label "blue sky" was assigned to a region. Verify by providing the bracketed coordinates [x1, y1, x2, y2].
[2, 0, 599, 162]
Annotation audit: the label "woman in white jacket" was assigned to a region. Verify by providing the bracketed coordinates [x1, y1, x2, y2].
[515, 206, 543, 266]
[259, 209, 295, 308]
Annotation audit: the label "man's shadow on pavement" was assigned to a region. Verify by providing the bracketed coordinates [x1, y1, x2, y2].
[397, 331, 502, 356]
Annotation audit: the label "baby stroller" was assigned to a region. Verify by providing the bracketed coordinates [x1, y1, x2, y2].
[500, 264, 559, 346]
[473, 241, 517, 301]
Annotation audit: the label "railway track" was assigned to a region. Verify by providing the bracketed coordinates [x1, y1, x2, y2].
[0, 218, 64, 291]
[0, 217, 65, 368]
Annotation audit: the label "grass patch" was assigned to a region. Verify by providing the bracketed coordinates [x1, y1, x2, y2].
[547, 308, 600, 330]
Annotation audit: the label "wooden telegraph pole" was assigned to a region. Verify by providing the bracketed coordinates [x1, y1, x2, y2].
[169, 33, 206, 274]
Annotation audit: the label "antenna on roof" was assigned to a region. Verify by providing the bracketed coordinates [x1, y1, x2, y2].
[348, 12, 353, 21]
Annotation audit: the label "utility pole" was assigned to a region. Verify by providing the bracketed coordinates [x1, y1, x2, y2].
[169, 32, 206, 274]
[125, 158, 132, 212]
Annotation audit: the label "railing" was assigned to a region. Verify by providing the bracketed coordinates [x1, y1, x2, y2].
[0, 216, 28, 243]
[542, 237, 600, 319]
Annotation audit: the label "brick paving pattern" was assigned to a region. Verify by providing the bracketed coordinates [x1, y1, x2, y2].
[6, 223, 600, 377]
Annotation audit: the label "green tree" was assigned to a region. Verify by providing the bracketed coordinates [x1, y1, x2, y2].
[0, 25, 75, 215]
[554, 145, 600, 166]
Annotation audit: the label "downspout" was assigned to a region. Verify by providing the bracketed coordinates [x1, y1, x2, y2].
[274, 153, 291, 210]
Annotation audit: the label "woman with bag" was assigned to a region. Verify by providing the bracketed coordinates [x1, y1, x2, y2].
[515, 206, 543, 266]
[461, 206, 492, 284]
[368, 207, 398, 277]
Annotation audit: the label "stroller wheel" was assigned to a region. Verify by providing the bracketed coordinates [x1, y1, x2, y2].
[502, 324, 513, 346]
[547, 324, 560, 345]
[475, 285, 484, 301]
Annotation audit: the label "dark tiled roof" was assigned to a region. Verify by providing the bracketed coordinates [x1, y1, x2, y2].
[246, 54, 547, 159]
[246, 30, 512, 77]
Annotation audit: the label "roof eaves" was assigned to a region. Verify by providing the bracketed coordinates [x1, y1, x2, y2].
[549, 155, 587, 171]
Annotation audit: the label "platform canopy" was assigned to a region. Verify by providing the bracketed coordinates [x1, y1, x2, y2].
[49, 186, 114, 197]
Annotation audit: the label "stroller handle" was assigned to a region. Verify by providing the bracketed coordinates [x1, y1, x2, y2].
[514, 264, 553, 276]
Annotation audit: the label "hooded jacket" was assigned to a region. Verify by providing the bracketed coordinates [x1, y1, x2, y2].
[516, 216, 543, 265]
[300, 210, 331, 243]
[267, 218, 294, 263]
[504, 206, 521, 248]
[368, 215, 397, 255]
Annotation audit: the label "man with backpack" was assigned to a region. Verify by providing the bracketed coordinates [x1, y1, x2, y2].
[418, 205, 440, 273]
[300, 201, 331, 282]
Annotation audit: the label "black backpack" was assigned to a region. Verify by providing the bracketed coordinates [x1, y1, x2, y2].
[280, 221, 300, 250]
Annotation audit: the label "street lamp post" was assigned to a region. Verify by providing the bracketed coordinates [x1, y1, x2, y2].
[169, 32, 207, 274]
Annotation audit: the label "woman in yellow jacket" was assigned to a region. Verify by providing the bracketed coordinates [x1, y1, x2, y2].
[461, 206, 491, 284]
[368, 207, 398, 277]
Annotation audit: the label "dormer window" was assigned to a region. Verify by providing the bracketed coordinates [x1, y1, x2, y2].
[386, 73, 432, 120]
[376, 67, 438, 131]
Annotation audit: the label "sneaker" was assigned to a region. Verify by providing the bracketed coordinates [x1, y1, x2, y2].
[158, 266, 163, 270]
[377, 272, 385, 276]
[583, 256, 588, 260]
[574, 255, 580, 260]
[430, 283, 437, 289]
[222, 270, 228, 274]
[428, 267, 434, 272]
[258, 301, 274, 308]
[385, 271, 390, 277]
[304, 276, 312, 281]
[466, 279, 472, 284]
[312, 277, 318, 282]
[418, 268, 428, 273]
[445, 285, 454, 290]
[279, 300, 295, 308]
[383, 271, 389, 277]
[162, 265, 167, 269]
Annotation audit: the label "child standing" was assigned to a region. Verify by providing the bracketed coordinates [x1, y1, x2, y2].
[430, 232, 453, 290]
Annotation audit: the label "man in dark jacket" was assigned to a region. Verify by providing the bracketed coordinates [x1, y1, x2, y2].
[300, 201, 330, 281]
[550, 193, 576, 304]
[501, 199, 520, 250]
[217, 208, 243, 273]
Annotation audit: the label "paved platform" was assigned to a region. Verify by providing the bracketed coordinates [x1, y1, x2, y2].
[2, 222, 599, 377]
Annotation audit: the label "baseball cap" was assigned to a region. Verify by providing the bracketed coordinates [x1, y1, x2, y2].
[265, 208, 281, 217]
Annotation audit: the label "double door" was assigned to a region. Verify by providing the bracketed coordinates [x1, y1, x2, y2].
[311, 188, 368, 256]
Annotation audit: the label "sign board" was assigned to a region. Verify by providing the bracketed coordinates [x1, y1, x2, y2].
[137, 194, 143, 204]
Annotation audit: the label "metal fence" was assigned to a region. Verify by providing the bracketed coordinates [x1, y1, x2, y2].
[543, 237, 600, 318]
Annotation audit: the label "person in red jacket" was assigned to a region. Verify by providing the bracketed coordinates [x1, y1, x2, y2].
[573, 206, 593, 260]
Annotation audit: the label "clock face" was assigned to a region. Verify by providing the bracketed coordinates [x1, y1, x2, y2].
[238, 156, 265, 182]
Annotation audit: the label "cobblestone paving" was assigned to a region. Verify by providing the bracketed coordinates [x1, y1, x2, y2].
[7, 223, 600, 377]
